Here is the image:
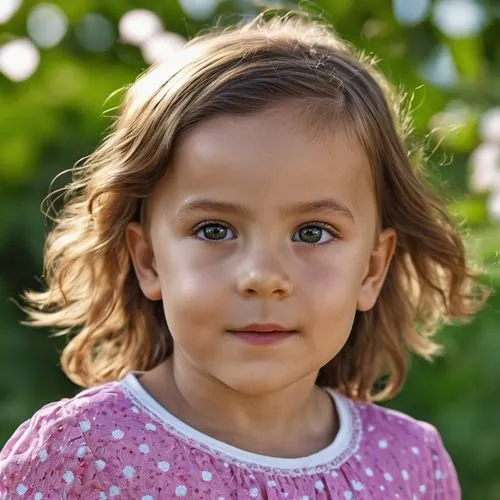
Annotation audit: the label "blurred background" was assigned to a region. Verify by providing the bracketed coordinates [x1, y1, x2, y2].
[0, 0, 499, 497]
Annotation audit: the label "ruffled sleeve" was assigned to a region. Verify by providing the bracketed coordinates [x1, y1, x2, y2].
[422, 422, 461, 499]
[0, 400, 104, 499]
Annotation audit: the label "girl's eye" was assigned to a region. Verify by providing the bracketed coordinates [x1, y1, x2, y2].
[292, 225, 336, 244]
[194, 223, 236, 241]
[194, 222, 336, 244]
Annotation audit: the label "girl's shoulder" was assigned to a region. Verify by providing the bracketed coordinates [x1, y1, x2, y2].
[0, 380, 127, 498]
[347, 396, 459, 495]
[354, 397, 448, 453]
[0, 381, 459, 498]
[1, 379, 127, 456]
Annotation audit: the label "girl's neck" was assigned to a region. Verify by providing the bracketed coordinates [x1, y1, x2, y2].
[138, 358, 339, 458]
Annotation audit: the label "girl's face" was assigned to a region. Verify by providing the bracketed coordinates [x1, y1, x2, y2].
[127, 104, 395, 395]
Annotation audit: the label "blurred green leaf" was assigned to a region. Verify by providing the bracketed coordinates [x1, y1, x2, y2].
[448, 36, 484, 83]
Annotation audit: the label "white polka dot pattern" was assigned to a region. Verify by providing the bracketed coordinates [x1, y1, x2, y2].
[175, 484, 187, 496]
[202, 470, 213, 481]
[0, 377, 460, 499]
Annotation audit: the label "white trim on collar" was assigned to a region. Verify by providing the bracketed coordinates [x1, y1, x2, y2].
[119, 371, 361, 475]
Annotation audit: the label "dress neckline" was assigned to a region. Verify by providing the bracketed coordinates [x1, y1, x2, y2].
[119, 371, 362, 475]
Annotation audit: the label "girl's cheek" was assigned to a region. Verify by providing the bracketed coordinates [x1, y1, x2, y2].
[175, 239, 239, 266]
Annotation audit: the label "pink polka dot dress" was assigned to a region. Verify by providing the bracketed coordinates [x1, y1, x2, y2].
[0, 373, 459, 499]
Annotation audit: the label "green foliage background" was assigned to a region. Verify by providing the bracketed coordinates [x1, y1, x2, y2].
[1, 0, 499, 498]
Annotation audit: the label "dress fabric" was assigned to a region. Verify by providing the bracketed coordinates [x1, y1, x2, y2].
[0, 372, 460, 499]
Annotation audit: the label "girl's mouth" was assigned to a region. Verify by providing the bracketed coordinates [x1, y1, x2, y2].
[228, 323, 298, 345]
[230, 331, 296, 345]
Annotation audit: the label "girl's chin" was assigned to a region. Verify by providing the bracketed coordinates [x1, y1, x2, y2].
[215, 366, 316, 397]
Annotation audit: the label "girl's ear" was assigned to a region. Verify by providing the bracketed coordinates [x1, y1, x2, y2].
[126, 221, 162, 301]
[357, 228, 397, 312]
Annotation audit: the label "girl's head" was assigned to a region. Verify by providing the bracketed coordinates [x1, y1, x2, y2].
[26, 13, 486, 401]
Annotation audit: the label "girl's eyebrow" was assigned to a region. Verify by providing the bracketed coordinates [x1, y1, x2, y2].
[175, 198, 355, 222]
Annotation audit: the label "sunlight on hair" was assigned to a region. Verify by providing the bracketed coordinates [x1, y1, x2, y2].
[432, 0, 487, 38]
[0, 38, 40, 81]
[0, 0, 21, 24]
[428, 100, 475, 151]
[27, 3, 68, 49]
[118, 9, 163, 46]
[141, 31, 186, 64]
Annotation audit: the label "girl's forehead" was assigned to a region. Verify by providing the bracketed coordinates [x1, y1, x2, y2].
[155, 106, 375, 216]
[177, 106, 366, 168]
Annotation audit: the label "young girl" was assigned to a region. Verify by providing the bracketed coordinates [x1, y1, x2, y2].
[0, 12, 486, 500]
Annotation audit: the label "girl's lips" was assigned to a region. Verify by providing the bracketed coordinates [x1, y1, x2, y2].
[229, 330, 296, 346]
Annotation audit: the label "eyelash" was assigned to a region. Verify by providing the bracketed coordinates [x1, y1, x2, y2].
[191, 220, 340, 246]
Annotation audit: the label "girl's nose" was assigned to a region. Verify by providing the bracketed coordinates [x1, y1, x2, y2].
[236, 251, 294, 299]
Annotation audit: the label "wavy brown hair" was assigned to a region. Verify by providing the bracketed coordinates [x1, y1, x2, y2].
[23, 12, 488, 401]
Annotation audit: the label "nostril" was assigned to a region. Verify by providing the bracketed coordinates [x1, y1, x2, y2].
[237, 272, 294, 298]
